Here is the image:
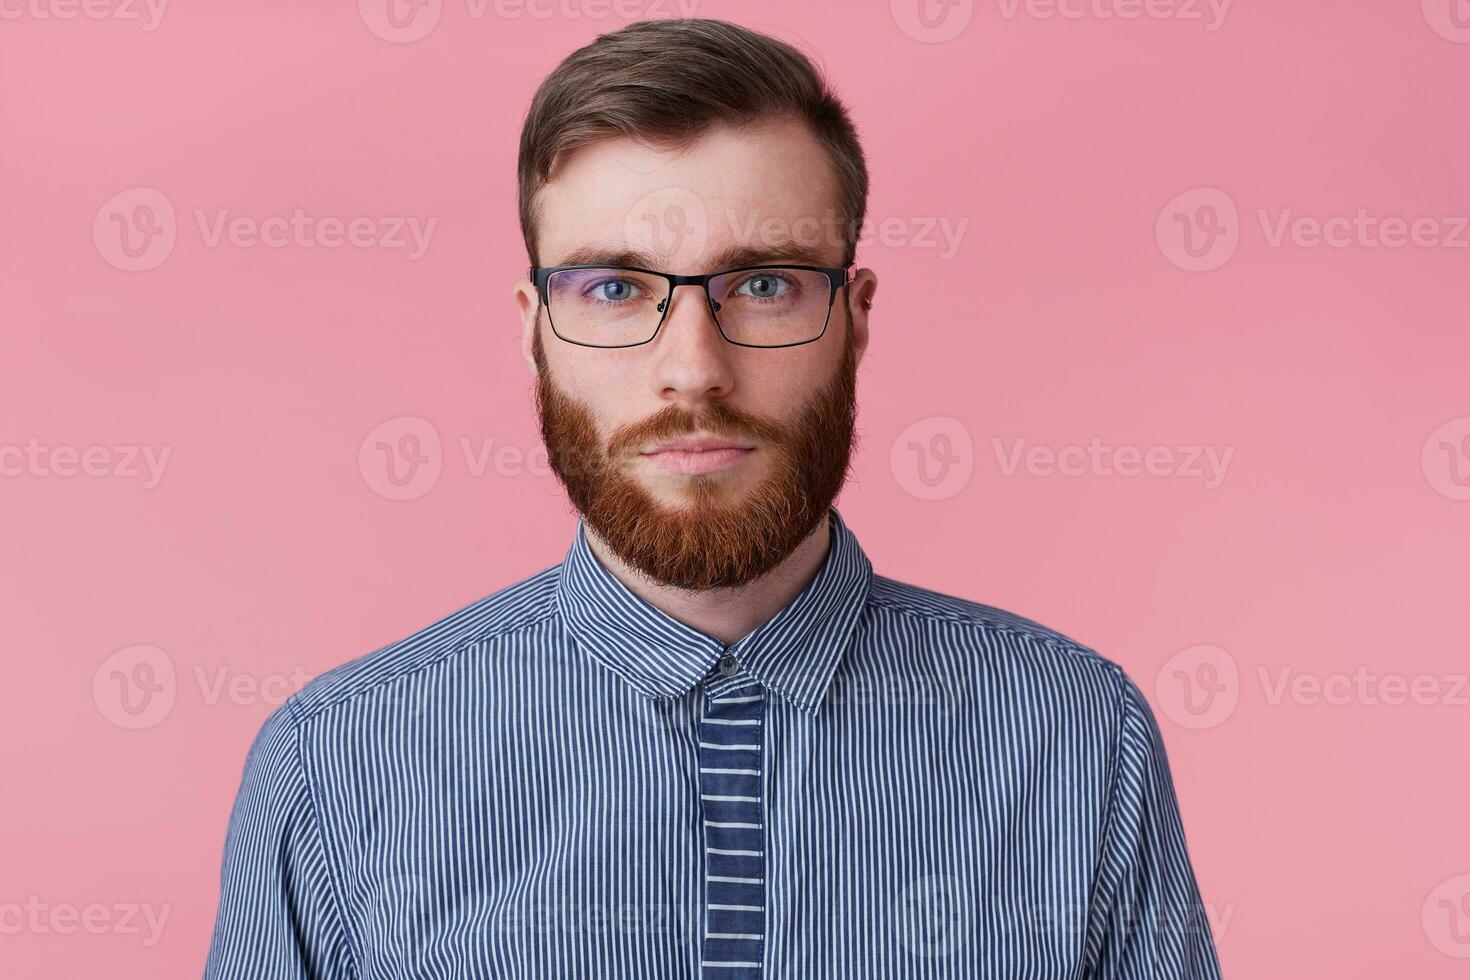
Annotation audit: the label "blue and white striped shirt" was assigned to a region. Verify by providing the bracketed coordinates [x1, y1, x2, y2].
[204, 505, 1222, 979]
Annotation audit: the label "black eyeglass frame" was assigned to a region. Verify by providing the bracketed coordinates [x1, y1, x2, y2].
[530, 263, 852, 349]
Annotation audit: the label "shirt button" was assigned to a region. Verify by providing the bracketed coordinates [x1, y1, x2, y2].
[718, 655, 740, 677]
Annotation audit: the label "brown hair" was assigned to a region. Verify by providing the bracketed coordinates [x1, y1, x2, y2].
[517, 17, 869, 268]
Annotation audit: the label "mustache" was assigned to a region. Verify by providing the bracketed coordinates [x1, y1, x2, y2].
[607, 401, 790, 459]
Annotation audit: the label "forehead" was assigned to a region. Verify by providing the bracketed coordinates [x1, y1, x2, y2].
[534, 116, 843, 272]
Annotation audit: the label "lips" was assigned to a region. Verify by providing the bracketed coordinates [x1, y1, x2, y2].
[640, 436, 756, 455]
[638, 436, 757, 476]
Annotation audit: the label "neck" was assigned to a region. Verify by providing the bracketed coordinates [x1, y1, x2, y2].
[583, 511, 833, 648]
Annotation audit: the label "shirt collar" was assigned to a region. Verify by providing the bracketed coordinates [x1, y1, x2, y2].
[556, 504, 873, 716]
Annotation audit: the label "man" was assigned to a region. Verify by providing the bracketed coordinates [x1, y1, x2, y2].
[205, 17, 1222, 979]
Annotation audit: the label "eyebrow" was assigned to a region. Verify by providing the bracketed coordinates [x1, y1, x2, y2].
[551, 239, 839, 271]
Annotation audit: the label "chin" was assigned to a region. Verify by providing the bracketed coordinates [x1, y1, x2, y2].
[638, 471, 753, 509]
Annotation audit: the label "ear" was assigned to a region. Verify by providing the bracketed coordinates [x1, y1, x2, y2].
[514, 277, 541, 378]
[845, 267, 877, 366]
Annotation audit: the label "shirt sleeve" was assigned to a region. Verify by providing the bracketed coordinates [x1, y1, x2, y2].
[1087, 670, 1224, 980]
[203, 701, 358, 980]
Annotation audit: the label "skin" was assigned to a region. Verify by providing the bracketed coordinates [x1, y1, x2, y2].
[513, 116, 878, 645]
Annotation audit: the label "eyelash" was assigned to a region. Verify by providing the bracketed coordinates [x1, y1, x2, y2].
[569, 269, 803, 308]
[580, 277, 649, 306]
[729, 272, 795, 301]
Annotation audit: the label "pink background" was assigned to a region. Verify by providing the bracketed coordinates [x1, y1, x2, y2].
[3, 1, 1468, 976]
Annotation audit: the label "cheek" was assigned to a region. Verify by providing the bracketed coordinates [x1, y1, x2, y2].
[746, 346, 840, 417]
[556, 359, 642, 438]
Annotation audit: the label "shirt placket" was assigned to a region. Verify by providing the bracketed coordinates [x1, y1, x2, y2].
[697, 653, 766, 978]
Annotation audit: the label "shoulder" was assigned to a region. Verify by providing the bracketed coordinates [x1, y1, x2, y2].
[284, 561, 563, 724]
[862, 573, 1135, 715]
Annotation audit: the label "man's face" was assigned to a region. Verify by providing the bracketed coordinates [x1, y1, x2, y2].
[514, 117, 875, 591]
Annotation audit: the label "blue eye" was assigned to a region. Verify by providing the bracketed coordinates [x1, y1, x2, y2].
[736, 273, 790, 300]
[590, 278, 635, 303]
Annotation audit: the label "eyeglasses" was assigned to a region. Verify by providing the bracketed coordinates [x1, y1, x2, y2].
[530, 263, 851, 349]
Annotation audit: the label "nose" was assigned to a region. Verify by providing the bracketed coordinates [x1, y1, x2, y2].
[649, 282, 735, 407]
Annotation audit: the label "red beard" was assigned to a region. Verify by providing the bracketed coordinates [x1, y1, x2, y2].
[533, 322, 859, 590]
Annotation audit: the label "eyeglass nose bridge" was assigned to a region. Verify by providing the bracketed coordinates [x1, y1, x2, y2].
[655, 276, 723, 318]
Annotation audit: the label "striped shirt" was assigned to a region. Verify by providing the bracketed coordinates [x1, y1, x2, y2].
[204, 504, 1222, 979]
